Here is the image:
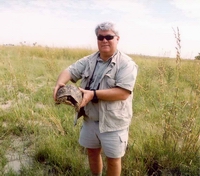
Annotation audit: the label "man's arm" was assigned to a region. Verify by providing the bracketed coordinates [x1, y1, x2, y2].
[79, 87, 130, 107]
[53, 69, 72, 100]
[96, 87, 130, 101]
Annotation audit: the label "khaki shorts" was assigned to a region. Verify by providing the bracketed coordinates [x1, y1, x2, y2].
[79, 119, 129, 158]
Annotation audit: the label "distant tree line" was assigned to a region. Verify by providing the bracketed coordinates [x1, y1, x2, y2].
[195, 53, 200, 60]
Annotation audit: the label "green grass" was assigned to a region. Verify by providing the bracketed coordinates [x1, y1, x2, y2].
[0, 45, 199, 175]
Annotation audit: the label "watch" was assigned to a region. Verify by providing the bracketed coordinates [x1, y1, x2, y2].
[92, 89, 98, 103]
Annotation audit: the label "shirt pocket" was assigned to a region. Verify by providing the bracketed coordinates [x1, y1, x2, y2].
[106, 101, 125, 110]
[104, 73, 116, 88]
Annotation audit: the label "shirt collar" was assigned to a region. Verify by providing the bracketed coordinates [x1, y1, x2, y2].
[97, 50, 118, 63]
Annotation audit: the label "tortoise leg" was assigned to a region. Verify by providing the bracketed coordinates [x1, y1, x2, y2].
[74, 107, 86, 126]
[74, 112, 79, 126]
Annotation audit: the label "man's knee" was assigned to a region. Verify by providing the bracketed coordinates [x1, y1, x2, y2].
[107, 157, 121, 166]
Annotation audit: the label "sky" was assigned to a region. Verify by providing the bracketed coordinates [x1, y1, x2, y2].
[0, 0, 200, 59]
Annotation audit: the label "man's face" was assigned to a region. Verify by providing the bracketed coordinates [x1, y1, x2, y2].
[97, 29, 119, 56]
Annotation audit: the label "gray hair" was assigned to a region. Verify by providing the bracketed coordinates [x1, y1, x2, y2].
[95, 22, 119, 36]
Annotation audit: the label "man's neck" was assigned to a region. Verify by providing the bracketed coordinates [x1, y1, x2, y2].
[99, 51, 116, 61]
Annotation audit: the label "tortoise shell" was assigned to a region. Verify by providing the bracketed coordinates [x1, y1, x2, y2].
[56, 84, 82, 112]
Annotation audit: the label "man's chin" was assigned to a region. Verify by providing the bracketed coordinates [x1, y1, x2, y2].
[100, 48, 110, 53]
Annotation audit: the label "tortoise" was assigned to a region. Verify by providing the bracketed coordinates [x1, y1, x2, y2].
[55, 84, 85, 125]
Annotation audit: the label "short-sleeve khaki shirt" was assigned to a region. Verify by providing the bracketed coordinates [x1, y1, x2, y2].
[67, 50, 138, 133]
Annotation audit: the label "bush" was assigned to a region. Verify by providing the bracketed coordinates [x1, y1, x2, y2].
[195, 53, 200, 60]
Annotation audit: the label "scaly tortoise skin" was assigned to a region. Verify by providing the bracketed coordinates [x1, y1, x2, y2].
[55, 84, 85, 125]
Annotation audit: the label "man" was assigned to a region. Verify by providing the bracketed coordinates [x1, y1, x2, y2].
[53, 22, 138, 176]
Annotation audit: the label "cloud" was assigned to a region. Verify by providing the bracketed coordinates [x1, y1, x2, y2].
[170, 0, 200, 18]
[0, 0, 199, 58]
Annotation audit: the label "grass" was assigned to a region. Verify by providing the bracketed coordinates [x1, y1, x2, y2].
[0, 45, 199, 175]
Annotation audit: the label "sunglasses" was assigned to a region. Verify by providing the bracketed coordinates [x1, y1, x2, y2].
[97, 35, 116, 41]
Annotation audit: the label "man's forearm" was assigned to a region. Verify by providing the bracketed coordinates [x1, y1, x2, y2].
[56, 69, 71, 85]
[53, 69, 72, 100]
[96, 87, 130, 101]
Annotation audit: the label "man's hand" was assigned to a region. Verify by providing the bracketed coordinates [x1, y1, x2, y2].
[53, 69, 72, 101]
[53, 83, 66, 101]
[79, 87, 94, 107]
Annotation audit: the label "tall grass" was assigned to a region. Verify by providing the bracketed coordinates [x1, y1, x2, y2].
[124, 28, 200, 175]
[0, 45, 199, 175]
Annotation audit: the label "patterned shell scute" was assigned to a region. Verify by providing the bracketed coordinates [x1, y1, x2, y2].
[56, 84, 82, 111]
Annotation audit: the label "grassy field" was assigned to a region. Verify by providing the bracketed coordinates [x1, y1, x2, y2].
[0, 45, 199, 176]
